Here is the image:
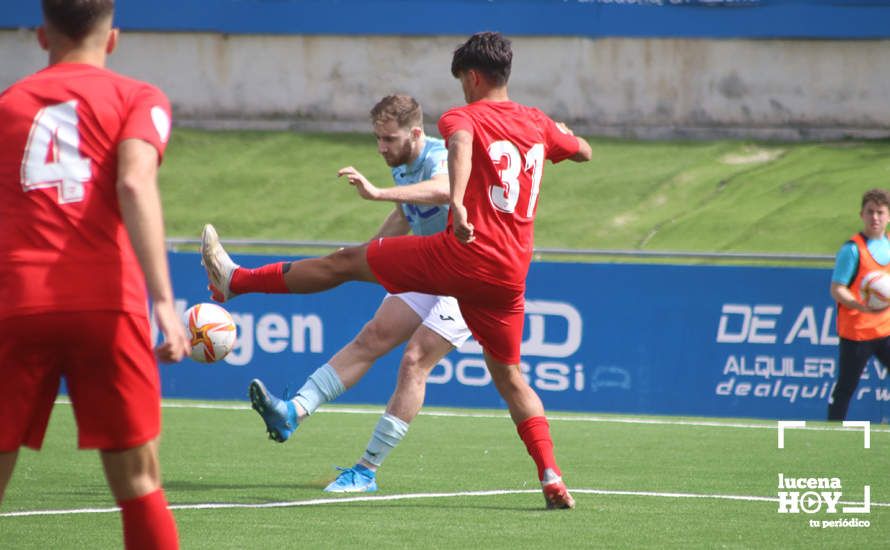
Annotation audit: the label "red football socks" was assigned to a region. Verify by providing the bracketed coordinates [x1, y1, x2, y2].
[517, 416, 561, 481]
[230, 262, 290, 295]
[118, 489, 179, 550]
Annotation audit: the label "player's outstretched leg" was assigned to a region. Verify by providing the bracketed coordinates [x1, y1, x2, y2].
[201, 224, 374, 301]
[201, 224, 240, 303]
[248, 379, 299, 442]
[323, 464, 378, 493]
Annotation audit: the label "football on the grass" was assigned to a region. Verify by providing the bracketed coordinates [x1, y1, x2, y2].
[860, 270, 890, 310]
[184, 303, 237, 363]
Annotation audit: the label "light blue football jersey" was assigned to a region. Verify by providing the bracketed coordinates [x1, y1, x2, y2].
[391, 136, 449, 236]
[832, 234, 890, 285]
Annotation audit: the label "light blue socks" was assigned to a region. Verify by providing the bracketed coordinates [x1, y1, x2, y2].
[362, 413, 409, 467]
[292, 363, 346, 415]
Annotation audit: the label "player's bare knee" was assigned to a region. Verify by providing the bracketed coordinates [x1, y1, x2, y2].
[401, 326, 452, 372]
[354, 319, 399, 355]
[399, 345, 425, 370]
[326, 245, 371, 281]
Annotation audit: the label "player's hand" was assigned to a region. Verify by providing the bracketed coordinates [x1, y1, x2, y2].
[153, 299, 191, 363]
[452, 204, 475, 244]
[338, 166, 382, 201]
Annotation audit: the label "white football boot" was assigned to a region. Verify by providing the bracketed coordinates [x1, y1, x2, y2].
[201, 224, 239, 303]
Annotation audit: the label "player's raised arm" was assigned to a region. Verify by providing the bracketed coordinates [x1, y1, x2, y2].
[338, 167, 449, 205]
[375, 174, 449, 205]
[554, 121, 592, 163]
[117, 139, 190, 363]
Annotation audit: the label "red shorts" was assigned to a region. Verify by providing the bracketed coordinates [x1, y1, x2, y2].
[367, 234, 525, 364]
[0, 311, 160, 451]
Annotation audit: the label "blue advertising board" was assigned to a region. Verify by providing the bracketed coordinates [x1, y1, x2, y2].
[161, 251, 889, 422]
[4, 1, 890, 39]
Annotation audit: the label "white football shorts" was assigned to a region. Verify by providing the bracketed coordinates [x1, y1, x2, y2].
[387, 292, 472, 348]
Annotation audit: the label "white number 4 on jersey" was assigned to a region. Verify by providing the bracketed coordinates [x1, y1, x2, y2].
[21, 100, 91, 204]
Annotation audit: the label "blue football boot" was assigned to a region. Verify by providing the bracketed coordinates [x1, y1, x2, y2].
[323, 464, 378, 493]
[248, 378, 298, 442]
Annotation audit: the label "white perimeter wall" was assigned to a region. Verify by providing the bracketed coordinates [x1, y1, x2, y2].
[3, 29, 889, 139]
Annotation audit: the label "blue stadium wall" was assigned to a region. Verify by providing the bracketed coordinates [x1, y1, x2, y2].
[162, 252, 889, 423]
[3, 1, 890, 38]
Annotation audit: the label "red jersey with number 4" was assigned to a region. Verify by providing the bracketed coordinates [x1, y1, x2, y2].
[0, 63, 171, 320]
[438, 100, 579, 289]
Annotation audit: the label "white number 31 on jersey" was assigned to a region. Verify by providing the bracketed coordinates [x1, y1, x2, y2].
[487, 141, 544, 218]
[21, 100, 91, 204]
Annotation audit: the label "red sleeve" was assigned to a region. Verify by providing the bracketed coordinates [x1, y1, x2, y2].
[120, 84, 172, 162]
[437, 108, 474, 144]
[541, 113, 580, 164]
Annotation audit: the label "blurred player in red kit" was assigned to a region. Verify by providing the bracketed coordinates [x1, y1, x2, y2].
[0, 1, 190, 547]
[203, 31, 592, 509]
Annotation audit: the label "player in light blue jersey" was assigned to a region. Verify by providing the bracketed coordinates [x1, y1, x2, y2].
[390, 138, 449, 236]
[248, 94, 471, 492]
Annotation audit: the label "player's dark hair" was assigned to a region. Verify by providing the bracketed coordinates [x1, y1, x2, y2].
[42, 0, 115, 42]
[370, 94, 423, 129]
[861, 188, 890, 210]
[450, 31, 512, 86]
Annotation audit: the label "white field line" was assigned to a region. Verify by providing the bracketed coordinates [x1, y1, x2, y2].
[98, 399, 890, 434]
[9, 402, 887, 519]
[2, 487, 887, 518]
